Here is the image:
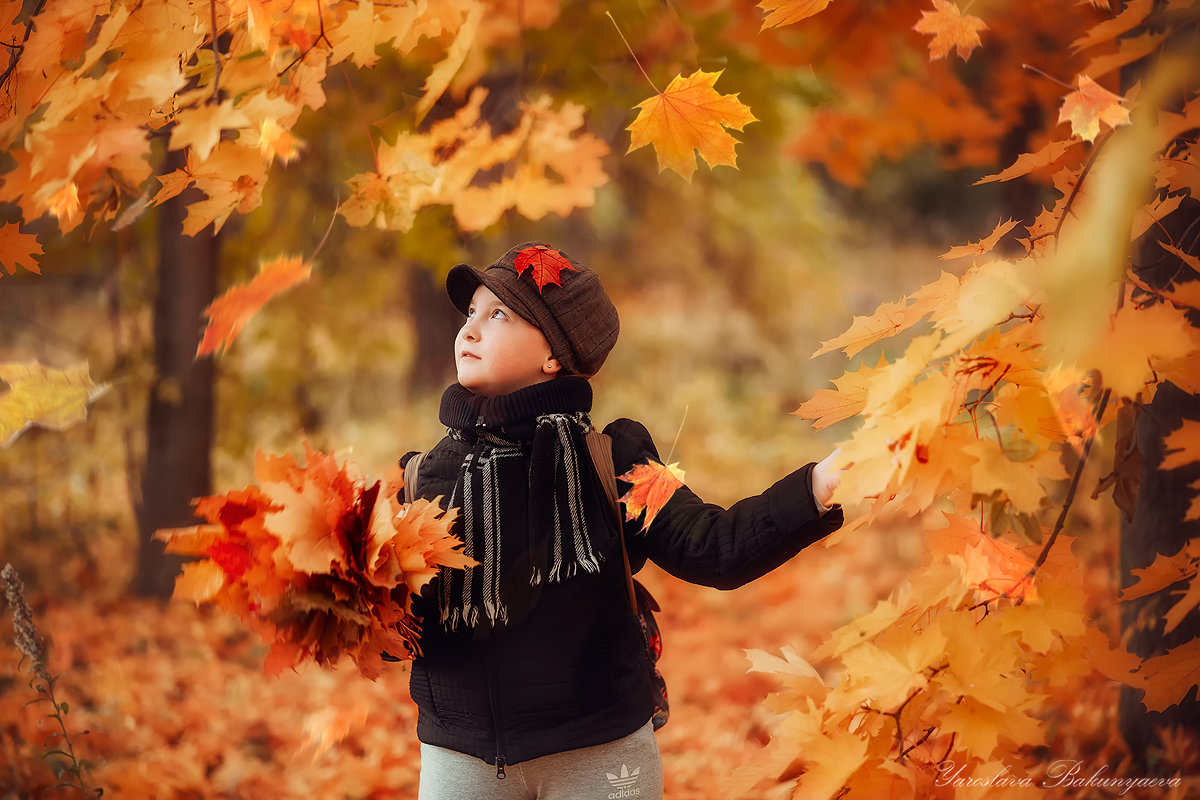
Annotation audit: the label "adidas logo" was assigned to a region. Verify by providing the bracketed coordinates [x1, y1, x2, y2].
[605, 764, 641, 798]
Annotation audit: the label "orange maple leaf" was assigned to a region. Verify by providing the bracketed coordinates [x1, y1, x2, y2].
[939, 218, 1021, 261]
[1134, 637, 1200, 712]
[974, 140, 1082, 185]
[913, 0, 988, 62]
[627, 70, 757, 183]
[514, 244, 578, 291]
[1058, 74, 1130, 142]
[197, 255, 312, 357]
[618, 459, 686, 533]
[0, 222, 43, 276]
[757, 0, 833, 30]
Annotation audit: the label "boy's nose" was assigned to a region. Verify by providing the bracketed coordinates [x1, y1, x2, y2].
[460, 319, 479, 342]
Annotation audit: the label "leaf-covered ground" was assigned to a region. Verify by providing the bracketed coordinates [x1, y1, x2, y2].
[2, 525, 913, 799]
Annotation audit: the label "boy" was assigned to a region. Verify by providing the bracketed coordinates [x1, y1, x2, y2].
[405, 242, 844, 800]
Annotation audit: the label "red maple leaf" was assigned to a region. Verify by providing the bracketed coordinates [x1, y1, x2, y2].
[618, 459, 686, 533]
[514, 245, 577, 291]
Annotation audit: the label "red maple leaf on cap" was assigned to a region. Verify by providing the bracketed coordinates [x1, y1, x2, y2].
[514, 245, 578, 291]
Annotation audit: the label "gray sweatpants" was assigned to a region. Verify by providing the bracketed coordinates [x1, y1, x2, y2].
[417, 720, 663, 800]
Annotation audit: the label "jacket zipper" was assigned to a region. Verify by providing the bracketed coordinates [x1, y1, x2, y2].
[486, 650, 507, 779]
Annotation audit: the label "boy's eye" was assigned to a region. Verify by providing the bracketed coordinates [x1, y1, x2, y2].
[491, 308, 507, 320]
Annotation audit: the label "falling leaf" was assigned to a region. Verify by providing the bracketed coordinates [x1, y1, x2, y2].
[1058, 75, 1130, 142]
[618, 459, 686, 533]
[0, 222, 42, 276]
[197, 255, 312, 357]
[0, 361, 110, 447]
[913, 0, 988, 62]
[627, 70, 757, 183]
[757, 0, 833, 30]
[514, 245, 578, 291]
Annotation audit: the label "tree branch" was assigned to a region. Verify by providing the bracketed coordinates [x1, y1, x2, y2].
[0, 0, 49, 92]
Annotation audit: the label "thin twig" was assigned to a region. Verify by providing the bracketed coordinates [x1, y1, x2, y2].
[0, 0, 49, 91]
[1053, 129, 1114, 244]
[209, 0, 221, 104]
[278, 2, 332, 78]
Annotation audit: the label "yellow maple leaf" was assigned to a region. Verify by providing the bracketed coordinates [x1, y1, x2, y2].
[913, 0, 988, 62]
[627, 69, 757, 183]
[618, 459, 686, 533]
[813, 272, 958, 358]
[939, 218, 1020, 261]
[170, 99, 252, 161]
[414, 3, 483, 123]
[0, 361, 110, 447]
[757, 0, 833, 30]
[1080, 302, 1196, 399]
[1058, 74, 1131, 142]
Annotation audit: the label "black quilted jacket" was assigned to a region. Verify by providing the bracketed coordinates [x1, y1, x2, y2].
[404, 417, 843, 772]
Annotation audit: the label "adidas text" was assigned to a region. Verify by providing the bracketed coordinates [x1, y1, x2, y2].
[608, 789, 641, 799]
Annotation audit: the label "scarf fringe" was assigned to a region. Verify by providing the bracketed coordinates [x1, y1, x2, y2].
[439, 410, 604, 632]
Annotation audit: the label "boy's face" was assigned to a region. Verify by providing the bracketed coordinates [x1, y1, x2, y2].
[455, 284, 561, 396]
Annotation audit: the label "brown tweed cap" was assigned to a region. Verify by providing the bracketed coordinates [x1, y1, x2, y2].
[446, 242, 620, 378]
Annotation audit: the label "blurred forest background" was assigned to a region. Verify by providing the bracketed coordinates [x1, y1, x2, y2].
[2, 0, 1198, 797]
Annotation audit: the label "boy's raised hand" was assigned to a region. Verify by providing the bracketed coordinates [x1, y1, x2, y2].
[811, 448, 845, 509]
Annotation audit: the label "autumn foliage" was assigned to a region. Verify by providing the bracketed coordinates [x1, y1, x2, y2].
[155, 444, 472, 679]
[2, 0, 1200, 798]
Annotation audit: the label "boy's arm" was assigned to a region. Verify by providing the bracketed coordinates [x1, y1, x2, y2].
[604, 418, 844, 591]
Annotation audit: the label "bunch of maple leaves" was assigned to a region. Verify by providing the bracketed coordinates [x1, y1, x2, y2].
[154, 442, 473, 679]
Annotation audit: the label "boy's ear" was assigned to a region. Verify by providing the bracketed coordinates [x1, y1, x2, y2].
[543, 357, 562, 375]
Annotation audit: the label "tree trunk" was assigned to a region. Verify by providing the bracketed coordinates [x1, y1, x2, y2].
[132, 149, 219, 598]
[1118, 199, 1200, 756]
[408, 265, 460, 393]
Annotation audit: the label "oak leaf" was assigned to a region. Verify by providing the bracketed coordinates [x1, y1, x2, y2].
[913, 0, 988, 62]
[627, 70, 757, 183]
[757, 0, 833, 30]
[514, 245, 577, 291]
[618, 459, 686, 533]
[0, 360, 110, 447]
[1058, 75, 1130, 142]
[197, 256, 312, 357]
[0, 222, 43, 276]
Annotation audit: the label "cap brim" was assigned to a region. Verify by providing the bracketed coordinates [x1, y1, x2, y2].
[446, 264, 483, 315]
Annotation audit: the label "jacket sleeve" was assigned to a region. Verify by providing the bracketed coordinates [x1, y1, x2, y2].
[603, 417, 844, 591]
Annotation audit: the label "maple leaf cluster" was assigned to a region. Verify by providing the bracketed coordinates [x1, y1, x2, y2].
[768, 5, 1200, 795]
[155, 443, 473, 679]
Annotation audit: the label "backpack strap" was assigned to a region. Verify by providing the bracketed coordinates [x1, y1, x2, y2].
[584, 429, 638, 610]
[402, 450, 428, 505]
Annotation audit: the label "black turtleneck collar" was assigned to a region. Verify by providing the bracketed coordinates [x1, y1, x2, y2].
[439, 377, 593, 441]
